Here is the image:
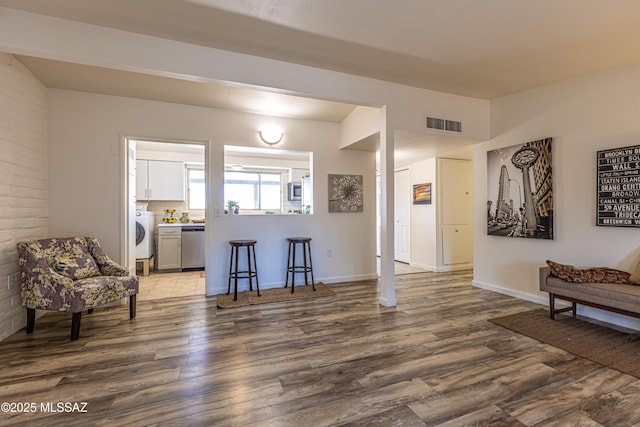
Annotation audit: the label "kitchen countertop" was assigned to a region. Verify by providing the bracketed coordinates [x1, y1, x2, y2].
[158, 222, 205, 227]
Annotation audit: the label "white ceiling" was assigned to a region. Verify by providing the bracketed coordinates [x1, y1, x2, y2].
[3, 0, 640, 163]
[4, 0, 640, 99]
[15, 55, 357, 123]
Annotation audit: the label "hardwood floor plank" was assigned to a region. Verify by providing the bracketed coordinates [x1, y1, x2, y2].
[408, 363, 562, 425]
[437, 404, 527, 427]
[357, 345, 497, 389]
[1, 270, 638, 426]
[578, 379, 640, 426]
[502, 369, 636, 425]
[236, 378, 434, 427]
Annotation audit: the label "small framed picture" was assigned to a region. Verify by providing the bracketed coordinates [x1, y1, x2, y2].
[413, 183, 431, 204]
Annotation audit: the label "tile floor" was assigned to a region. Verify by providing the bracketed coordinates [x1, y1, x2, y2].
[391, 261, 429, 275]
[377, 258, 430, 276]
[137, 270, 206, 301]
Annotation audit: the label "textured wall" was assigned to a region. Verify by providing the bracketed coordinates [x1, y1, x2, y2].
[0, 53, 48, 340]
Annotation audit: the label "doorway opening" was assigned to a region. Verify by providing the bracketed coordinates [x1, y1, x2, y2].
[122, 137, 208, 301]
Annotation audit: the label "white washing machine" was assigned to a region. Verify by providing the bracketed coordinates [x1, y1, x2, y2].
[135, 211, 154, 259]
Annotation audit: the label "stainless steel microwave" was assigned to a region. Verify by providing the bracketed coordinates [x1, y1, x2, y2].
[288, 182, 302, 201]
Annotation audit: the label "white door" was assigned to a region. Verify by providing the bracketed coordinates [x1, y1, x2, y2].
[394, 169, 411, 263]
[376, 174, 381, 257]
[126, 140, 137, 273]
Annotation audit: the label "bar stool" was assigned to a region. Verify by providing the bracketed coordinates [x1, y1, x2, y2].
[285, 237, 315, 293]
[227, 240, 260, 301]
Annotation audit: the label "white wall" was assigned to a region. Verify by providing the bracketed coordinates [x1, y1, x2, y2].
[0, 53, 48, 340]
[409, 158, 438, 270]
[340, 106, 383, 149]
[474, 61, 640, 329]
[47, 90, 377, 296]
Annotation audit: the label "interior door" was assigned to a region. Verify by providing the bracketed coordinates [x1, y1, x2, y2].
[376, 174, 381, 257]
[394, 169, 411, 263]
[127, 140, 137, 273]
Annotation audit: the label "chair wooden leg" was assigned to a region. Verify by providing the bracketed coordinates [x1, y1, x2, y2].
[87, 308, 94, 314]
[26, 308, 35, 334]
[71, 312, 82, 341]
[129, 295, 137, 319]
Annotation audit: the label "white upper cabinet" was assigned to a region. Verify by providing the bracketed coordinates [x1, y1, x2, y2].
[136, 160, 185, 201]
[289, 168, 308, 183]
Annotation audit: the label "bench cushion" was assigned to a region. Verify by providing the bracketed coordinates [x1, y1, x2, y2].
[546, 260, 630, 284]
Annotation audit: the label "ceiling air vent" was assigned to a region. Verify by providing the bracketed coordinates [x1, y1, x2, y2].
[426, 116, 445, 130]
[425, 116, 462, 133]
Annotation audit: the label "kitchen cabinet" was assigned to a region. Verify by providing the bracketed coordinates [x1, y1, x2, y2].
[136, 160, 185, 201]
[289, 168, 308, 183]
[157, 226, 182, 271]
[442, 225, 472, 265]
[437, 158, 473, 268]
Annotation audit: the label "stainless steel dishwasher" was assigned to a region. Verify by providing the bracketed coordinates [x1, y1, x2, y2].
[181, 225, 205, 270]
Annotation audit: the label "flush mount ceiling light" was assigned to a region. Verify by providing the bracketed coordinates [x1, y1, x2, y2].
[259, 127, 284, 145]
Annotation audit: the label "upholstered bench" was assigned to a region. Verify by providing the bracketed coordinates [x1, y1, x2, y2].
[17, 237, 139, 340]
[539, 265, 640, 320]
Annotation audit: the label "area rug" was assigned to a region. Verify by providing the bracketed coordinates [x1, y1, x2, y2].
[489, 309, 640, 378]
[216, 282, 335, 308]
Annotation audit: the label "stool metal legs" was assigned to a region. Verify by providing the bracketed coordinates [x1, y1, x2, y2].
[285, 240, 315, 293]
[227, 241, 260, 301]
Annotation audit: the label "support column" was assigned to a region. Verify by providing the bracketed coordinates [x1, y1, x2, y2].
[378, 109, 396, 307]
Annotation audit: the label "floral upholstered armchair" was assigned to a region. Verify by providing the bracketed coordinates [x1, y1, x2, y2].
[17, 237, 139, 340]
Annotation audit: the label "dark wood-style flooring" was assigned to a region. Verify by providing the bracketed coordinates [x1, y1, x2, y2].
[2, 270, 639, 426]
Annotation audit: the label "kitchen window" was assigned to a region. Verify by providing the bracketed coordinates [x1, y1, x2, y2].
[224, 170, 282, 210]
[223, 145, 313, 215]
[187, 166, 205, 210]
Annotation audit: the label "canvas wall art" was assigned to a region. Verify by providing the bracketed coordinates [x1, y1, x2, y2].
[328, 174, 363, 213]
[413, 183, 432, 204]
[487, 138, 553, 239]
[597, 144, 640, 227]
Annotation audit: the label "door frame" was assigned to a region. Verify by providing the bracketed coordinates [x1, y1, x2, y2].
[120, 135, 210, 276]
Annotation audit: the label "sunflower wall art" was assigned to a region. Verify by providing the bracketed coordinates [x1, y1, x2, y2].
[328, 174, 363, 213]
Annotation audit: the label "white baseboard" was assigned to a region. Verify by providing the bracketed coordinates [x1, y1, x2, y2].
[209, 273, 379, 296]
[378, 295, 397, 307]
[321, 273, 379, 284]
[435, 263, 474, 273]
[472, 280, 546, 305]
[409, 262, 436, 271]
[408, 262, 473, 273]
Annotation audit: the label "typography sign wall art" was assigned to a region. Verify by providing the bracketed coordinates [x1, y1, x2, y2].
[597, 144, 640, 227]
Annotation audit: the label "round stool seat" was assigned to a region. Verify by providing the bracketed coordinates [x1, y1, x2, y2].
[285, 237, 315, 293]
[286, 237, 311, 243]
[229, 240, 257, 246]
